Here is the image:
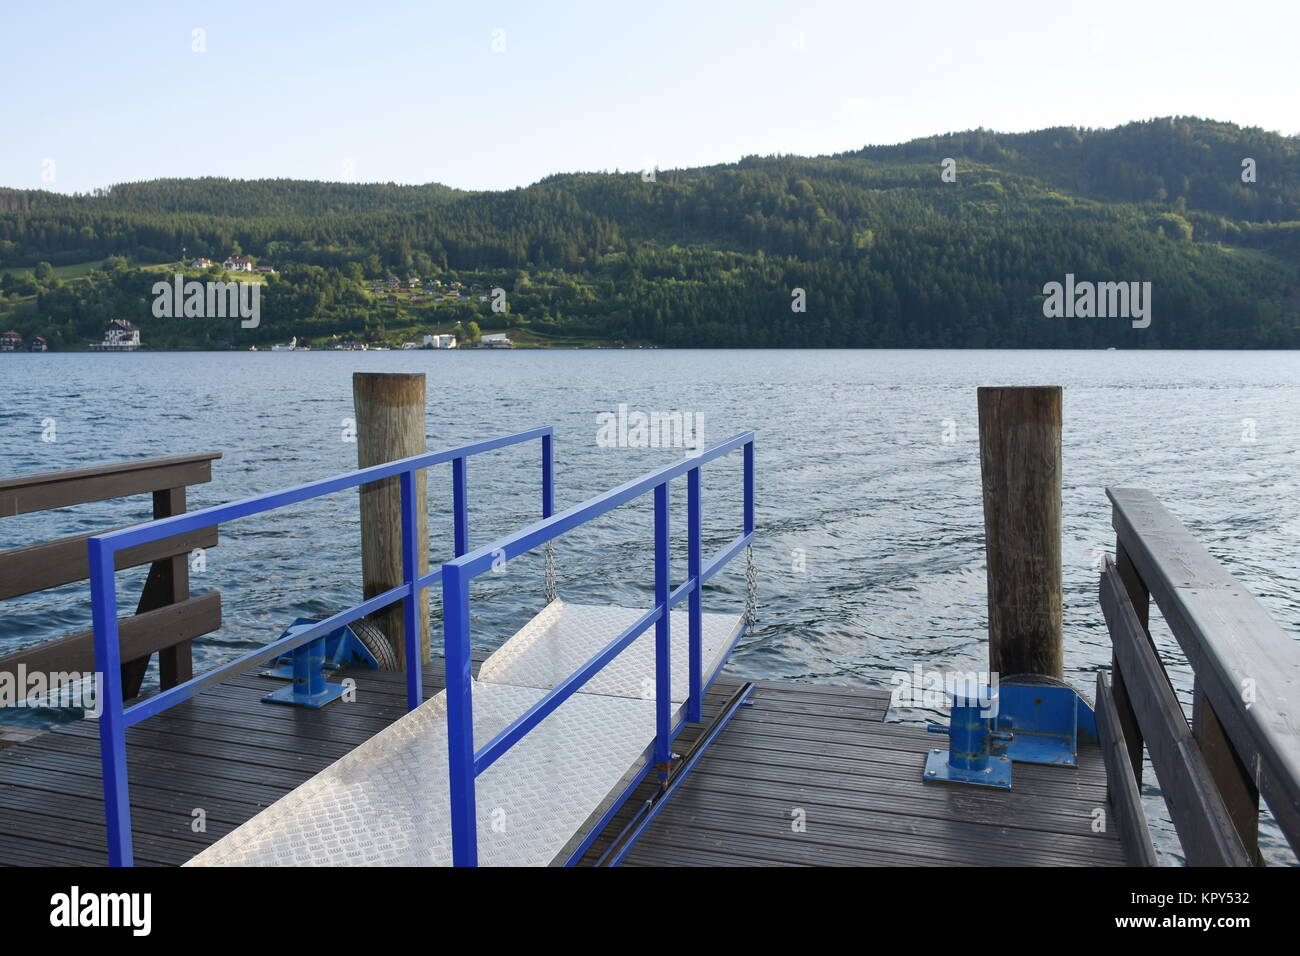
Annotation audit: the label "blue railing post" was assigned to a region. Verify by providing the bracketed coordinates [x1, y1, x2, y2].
[441, 562, 478, 866]
[452, 457, 469, 557]
[541, 432, 554, 520]
[399, 468, 422, 711]
[743, 439, 755, 536]
[686, 466, 703, 723]
[88, 537, 133, 867]
[653, 482, 671, 779]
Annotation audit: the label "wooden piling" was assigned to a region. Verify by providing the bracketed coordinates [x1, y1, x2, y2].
[353, 373, 429, 667]
[977, 386, 1063, 679]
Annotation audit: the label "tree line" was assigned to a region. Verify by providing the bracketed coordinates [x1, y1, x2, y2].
[1, 116, 1296, 349]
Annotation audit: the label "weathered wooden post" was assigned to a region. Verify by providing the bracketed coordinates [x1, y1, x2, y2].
[977, 386, 1063, 679]
[123, 485, 194, 698]
[353, 372, 429, 667]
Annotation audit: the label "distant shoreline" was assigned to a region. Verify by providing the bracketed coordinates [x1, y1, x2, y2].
[9, 346, 1300, 354]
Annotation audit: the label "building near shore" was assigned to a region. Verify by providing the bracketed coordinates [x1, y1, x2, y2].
[0, 331, 21, 352]
[422, 334, 457, 349]
[91, 319, 141, 351]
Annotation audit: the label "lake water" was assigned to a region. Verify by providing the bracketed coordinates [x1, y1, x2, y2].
[2, 349, 1299, 865]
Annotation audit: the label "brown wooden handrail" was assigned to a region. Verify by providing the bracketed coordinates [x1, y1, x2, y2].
[0, 452, 220, 517]
[1103, 487, 1300, 864]
[0, 452, 223, 701]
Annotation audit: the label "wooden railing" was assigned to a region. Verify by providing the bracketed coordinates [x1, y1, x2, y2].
[1100, 487, 1300, 866]
[0, 452, 223, 702]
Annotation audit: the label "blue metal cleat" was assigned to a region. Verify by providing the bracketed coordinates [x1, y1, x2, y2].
[923, 686, 1013, 790]
[262, 618, 381, 680]
[263, 634, 350, 708]
[261, 618, 382, 709]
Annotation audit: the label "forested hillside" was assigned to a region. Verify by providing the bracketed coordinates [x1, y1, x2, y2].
[2, 117, 1297, 349]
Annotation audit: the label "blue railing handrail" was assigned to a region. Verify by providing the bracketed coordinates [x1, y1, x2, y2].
[445, 430, 755, 577]
[86, 426, 554, 866]
[87, 426, 554, 552]
[439, 430, 755, 866]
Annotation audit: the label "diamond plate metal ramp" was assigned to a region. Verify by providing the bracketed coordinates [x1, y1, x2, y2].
[186, 600, 740, 867]
[478, 600, 743, 703]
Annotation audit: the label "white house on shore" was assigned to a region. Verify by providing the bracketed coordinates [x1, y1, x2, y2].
[91, 319, 141, 351]
[479, 332, 513, 348]
[423, 334, 457, 349]
[223, 256, 255, 272]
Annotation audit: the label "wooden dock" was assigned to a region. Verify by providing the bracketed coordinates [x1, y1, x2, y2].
[0, 666, 1126, 867]
[3, 388, 1296, 869]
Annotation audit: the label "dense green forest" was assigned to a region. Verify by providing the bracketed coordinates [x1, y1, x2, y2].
[2, 117, 1298, 349]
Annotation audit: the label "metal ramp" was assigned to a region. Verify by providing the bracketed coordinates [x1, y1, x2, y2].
[83, 427, 756, 866]
[187, 601, 742, 866]
[478, 601, 740, 703]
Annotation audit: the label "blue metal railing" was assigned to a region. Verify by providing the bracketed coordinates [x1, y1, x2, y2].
[85, 425, 754, 867]
[439, 430, 755, 866]
[86, 427, 554, 866]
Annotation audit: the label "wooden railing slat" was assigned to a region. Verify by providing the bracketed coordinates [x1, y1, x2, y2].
[1111, 542, 1152, 784]
[0, 453, 220, 517]
[0, 524, 217, 601]
[1101, 559, 1252, 866]
[0, 591, 221, 685]
[0, 452, 222, 492]
[1094, 672, 1158, 866]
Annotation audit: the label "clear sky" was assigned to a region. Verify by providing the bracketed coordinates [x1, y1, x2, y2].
[3, 0, 1296, 194]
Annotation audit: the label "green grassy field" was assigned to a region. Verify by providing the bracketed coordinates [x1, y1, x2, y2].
[1, 259, 175, 280]
[1, 260, 99, 280]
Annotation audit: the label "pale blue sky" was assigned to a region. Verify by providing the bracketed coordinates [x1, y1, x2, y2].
[3, 0, 1296, 194]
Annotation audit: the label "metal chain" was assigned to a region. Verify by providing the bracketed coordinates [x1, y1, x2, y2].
[744, 544, 758, 626]
[544, 540, 557, 604]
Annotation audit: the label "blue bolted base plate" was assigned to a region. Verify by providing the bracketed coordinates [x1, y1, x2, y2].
[1003, 732, 1077, 766]
[996, 683, 1098, 767]
[262, 681, 348, 709]
[922, 749, 1012, 790]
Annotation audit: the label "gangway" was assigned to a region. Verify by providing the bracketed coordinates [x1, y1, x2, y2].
[85, 427, 756, 866]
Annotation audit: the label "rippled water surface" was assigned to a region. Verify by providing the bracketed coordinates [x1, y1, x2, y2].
[2, 349, 1298, 864]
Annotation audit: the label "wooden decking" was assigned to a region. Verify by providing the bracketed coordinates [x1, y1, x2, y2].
[0, 668, 1127, 867]
[581, 677, 1126, 866]
[0, 668, 435, 866]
